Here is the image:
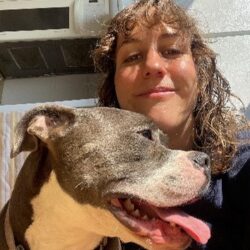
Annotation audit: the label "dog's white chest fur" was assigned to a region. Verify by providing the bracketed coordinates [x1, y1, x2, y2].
[25, 171, 104, 250]
[24, 171, 151, 250]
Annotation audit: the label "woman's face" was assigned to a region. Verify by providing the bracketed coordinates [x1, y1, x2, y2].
[114, 24, 198, 149]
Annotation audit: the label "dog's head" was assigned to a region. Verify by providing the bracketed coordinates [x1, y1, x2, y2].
[12, 104, 211, 250]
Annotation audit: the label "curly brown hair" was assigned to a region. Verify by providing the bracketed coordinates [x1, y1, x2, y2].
[92, 0, 248, 174]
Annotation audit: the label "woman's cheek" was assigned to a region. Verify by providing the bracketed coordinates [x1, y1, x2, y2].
[115, 69, 132, 108]
[174, 56, 196, 78]
[170, 57, 198, 95]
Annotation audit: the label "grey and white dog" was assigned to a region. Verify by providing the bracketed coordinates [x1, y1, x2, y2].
[0, 105, 211, 250]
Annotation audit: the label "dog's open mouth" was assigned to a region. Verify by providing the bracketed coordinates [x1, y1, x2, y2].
[108, 198, 211, 245]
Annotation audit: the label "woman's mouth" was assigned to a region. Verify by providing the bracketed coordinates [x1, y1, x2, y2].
[137, 86, 176, 98]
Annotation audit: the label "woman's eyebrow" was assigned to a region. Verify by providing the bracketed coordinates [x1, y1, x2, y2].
[160, 32, 179, 40]
[117, 37, 141, 50]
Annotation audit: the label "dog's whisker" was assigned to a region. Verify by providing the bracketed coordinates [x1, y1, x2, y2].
[75, 182, 84, 189]
[113, 225, 119, 234]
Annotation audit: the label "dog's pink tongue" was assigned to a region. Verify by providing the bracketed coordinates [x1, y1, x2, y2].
[154, 208, 211, 244]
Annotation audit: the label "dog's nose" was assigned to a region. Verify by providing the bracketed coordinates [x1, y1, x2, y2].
[189, 152, 210, 171]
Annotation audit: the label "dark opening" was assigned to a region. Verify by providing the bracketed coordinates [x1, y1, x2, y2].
[0, 7, 69, 32]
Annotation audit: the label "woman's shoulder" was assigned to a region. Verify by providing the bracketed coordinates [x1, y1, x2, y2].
[227, 129, 250, 178]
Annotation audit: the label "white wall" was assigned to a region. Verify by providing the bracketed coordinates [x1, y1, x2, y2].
[1, 74, 100, 105]
[184, 0, 250, 118]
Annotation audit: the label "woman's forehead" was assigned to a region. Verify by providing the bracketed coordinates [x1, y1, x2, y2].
[133, 23, 178, 36]
[116, 23, 188, 50]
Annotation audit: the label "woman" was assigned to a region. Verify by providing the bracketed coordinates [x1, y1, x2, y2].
[93, 0, 250, 249]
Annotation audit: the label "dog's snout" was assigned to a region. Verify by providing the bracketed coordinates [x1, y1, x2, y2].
[190, 152, 210, 171]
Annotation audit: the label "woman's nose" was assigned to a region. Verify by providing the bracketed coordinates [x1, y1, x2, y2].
[142, 49, 167, 78]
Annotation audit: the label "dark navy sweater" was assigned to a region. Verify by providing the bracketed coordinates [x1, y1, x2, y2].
[122, 135, 250, 250]
[187, 141, 250, 250]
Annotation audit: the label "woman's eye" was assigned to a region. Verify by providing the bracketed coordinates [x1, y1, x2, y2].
[162, 49, 182, 58]
[123, 53, 142, 64]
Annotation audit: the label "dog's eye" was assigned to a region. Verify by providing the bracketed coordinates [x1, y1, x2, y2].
[137, 129, 153, 140]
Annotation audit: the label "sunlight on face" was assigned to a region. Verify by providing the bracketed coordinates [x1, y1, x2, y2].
[115, 24, 198, 149]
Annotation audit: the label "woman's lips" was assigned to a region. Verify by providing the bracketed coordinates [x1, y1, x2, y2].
[136, 87, 176, 98]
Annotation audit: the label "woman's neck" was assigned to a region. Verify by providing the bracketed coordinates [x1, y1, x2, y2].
[165, 118, 194, 151]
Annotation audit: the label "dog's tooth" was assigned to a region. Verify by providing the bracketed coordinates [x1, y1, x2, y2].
[124, 199, 135, 211]
[110, 199, 122, 208]
[131, 209, 141, 217]
[142, 214, 149, 220]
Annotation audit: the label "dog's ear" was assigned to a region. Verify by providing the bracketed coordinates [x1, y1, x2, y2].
[11, 105, 75, 158]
